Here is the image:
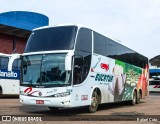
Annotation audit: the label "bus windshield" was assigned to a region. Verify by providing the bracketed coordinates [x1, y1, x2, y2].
[149, 80, 160, 85]
[150, 72, 160, 79]
[21, 53, 71, 87]
[24, 26, 77, 53]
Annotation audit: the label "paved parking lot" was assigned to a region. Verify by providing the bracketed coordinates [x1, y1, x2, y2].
[0, 93, 160, 123]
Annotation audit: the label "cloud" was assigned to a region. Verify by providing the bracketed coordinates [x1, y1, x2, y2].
[0, 0, 160, 59]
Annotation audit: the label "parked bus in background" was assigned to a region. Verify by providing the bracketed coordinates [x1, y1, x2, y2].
[149, 67, 160, 92]
[8, 24, 149, 112]
[0, 53, 20, 96]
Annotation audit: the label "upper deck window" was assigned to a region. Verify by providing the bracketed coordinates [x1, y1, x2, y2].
[75, 28, 92, 53]
[25, 26, 78, 53]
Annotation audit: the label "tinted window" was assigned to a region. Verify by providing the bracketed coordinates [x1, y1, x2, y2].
[113, 42, 133, 64]
[75, 28, 92, 52]
[12, 59, 21, 70]
[93, 31, 148, 68]
[106, 39, 117, 58]
[25, 26, 78, 52]
[73, 51, 91, 85]
[94, 32, 106, 56]
[114, 43, 148, 68]
[0, 57, 9, 69]
[21, 54, 71, 87]
[150, 72, 160, 78]
[149, 80, 160, 85]
[129, 53, 148, 68]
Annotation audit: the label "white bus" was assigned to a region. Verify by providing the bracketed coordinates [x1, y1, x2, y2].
[9, 24, 149, 112]
[0, 53, 20, 96]
[149, 68, 160, 92]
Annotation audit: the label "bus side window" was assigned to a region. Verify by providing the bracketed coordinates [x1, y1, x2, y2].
[12, 59, 21, 70]
[94, 31, 106, 56]
[75, 28, 92, 53]
[0, 57, 9, 69]
[73, 28, 92, 85]
[73, 56, 83, 85]
[73, 53, 91, 85]
[106, 40, 117, 59]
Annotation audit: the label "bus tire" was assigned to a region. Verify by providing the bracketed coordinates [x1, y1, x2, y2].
[130, 91, 136, 105]
[136, 91, 141, 104]
[48, 107, 59, 111]
[88, 91, 99, 113]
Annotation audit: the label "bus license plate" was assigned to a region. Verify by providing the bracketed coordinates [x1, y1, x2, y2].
[36, 100, 44, 104]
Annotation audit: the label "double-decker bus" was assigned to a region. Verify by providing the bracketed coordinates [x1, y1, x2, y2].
[149, 68, 160, 92]
[8, 24, 149, 112]
[0, 53, 20, 96]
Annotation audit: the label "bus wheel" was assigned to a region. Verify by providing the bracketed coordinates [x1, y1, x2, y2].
[88, 91, 99, 113]
[48, 107, 59, 111]
[131, 91, 136, 105]
[136, 91, 140, 104]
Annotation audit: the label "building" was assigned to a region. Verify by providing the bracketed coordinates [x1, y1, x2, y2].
[0, 11, 49, 54]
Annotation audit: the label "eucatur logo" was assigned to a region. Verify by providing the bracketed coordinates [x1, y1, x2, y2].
[100, 63, 109, 71]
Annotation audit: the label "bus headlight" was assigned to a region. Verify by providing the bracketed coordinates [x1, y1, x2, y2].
[54, 92, 70, 97]
[20, 91, 28, 96]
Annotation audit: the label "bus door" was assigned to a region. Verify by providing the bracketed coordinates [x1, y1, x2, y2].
[71, 54, 91, 106]
[10, 59, 21, 94]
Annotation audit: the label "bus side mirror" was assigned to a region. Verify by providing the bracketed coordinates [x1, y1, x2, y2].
[65, 51, 74, 71]
[8, 54, 21, 71]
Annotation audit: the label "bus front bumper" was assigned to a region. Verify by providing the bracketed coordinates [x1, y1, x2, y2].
[20, 95, 72, 108]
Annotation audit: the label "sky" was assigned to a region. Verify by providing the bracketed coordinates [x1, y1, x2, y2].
[0, 0, 160, 59]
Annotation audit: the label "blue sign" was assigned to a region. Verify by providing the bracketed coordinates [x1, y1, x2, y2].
[0, 69, 20, 80]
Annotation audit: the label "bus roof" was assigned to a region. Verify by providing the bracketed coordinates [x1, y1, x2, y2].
[32, 24, 92, 33]
[0, 53, 11, 57]
[0, 53, 21, 57]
